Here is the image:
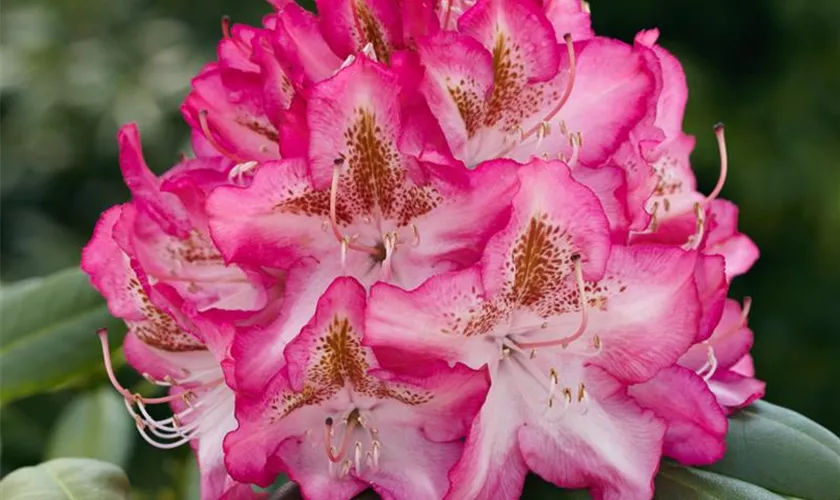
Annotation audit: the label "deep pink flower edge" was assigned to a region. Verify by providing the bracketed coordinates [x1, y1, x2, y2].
[82, 1, 763, 499]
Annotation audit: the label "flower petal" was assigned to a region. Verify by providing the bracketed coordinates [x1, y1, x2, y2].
[316, 0, 403, 62]
[543, 0, 593, 41]
[585, 245, 701, 383]
[708, 368, 766, 411]
[481, 159, 611, 298]
[518, 366, 665, 500]
[415, 31, 494, 163]
[509, 38, 656, 168]
[118, 125, 191, 237]
[206, 158, 328, 268]
[271, 3, 343, 84]
[445, 372, 529, 500]
[182, 68, 279, 162]
[366, 267, 497, 369]
[629, 365, 727, 465]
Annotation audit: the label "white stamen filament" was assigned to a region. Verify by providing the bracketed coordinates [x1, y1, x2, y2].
[354, 442, 363, 473]
[98, 329, 222, 450]
[683, 203, 706, 250]
[228, 161, 258, 186]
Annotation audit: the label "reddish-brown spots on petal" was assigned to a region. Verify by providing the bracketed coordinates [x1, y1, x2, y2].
[342, 108, 440, 225]
[481, 34, 561, 137]
[269, 314, 431, 421]
[355, 1, 392, 63]
[126, 278, 205, 352]
[274, 187, 353, 225]
[448, 78, 485, 138]
[167, 230, 224, 265]
[235, 116, 279, 143]
[508, 214, 576, 309]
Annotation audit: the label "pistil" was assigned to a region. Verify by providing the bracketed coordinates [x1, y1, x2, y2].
[517, 255, 589, 349]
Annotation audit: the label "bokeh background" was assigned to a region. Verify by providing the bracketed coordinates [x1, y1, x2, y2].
[1, 0, 839, 497]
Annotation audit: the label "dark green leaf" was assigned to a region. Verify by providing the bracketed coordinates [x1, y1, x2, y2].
[46, 388, 135, 468]
[704, 401, 840, 499]
[0, 267, 126, 405]
[521, 474, 592, 499]
[0, 457, 131, 500]
[655, 461, 785, 499]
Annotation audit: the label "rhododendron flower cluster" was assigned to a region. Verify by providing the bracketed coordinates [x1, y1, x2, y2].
[82, 1, 764, 499]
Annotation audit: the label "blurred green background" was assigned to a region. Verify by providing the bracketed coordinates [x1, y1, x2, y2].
[1, 0, 838, 497]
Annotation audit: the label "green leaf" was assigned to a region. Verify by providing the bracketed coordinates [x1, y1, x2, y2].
[655, 461, 785, 499]
[0, 457, 131, 500]
[46, 387, 135, 468]
[521, 474, 592, 499]
[0, 267, 126, 405]
[704, 400, 840, 499]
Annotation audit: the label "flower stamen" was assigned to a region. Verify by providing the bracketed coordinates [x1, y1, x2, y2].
[220, 16, 252, 55]
[324, 413, 359, 463]
[517, 254, 589, 349]
[98, 329, 223, 449]
[501, 33, 577, 157]
[328, 158, 381, 258]
[198, 110, 248, 163]
[229, 161, 259, 186]
[683, 203, 706, 250]
[702, 123, 728, 206]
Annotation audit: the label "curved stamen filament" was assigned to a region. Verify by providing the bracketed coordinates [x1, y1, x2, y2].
[702, 124, 728, 206]
[324, 416, 358, 463]
[221, 16, 233, 40]
[517, 255, 589, 349]
[221, 16, 252, 55]
[354, 442, 363, 474]
[328, 162, 345, 243]
[198, 110, 248, 164]
[698, 343, 719, 382]
[136, 423, 197, 449]
[501, 34, 577, 158]
[567, 132, 582, 168]
[683, 203, 706, 250]
[229, 161, 258, 186]
[99, 329, 136, 400]
[409, 224, 420, 247]
[328, 160, 385, 257]
[716, 296, 753, 340]
[740, 297, 753, 326]
[99, 329, 222, 449]
[381, 232, 398, 281]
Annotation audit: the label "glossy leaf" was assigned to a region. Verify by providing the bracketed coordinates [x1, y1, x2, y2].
[655, 461, 784, 499]
[46, 388, 135, 468]
[704, 400, 840, 500]
[0, 457, 131, 500]
[0, 267, 126, 405]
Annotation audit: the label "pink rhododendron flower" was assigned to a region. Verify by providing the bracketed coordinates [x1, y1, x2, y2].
[83, 1, 766, 499]
[82, 125, 283, 499]
[366, 161, 712, 499]
[225, 277, 486, 499]
[206, 56, 517, 394]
